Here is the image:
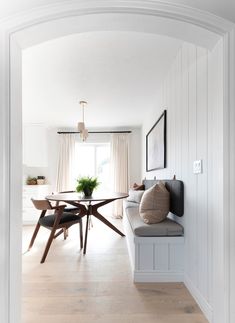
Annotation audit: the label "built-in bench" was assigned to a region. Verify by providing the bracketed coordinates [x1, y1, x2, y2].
[123, 179, 184, 282]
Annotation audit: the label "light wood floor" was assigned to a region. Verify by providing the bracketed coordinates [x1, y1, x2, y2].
[22, 216, 208, 323]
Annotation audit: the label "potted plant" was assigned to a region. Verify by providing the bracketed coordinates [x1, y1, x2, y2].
[76, 176, 100, 197]
[37, 175, 45, 185]
[26, 176, 37, 185]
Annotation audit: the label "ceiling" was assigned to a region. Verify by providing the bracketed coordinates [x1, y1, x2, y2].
[22, 31, 182, 129]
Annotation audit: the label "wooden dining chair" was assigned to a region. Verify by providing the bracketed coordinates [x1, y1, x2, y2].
[57, 191, 93, 230]
[53, 190, 80, 213]
[28, 199, 83, 263]
[53, 190, 82, 237]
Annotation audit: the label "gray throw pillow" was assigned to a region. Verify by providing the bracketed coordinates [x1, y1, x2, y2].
[139, 182, 170, 224]
[127, 190, 144, 204]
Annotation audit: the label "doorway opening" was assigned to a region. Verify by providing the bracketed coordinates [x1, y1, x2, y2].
[4, 3, 233, 323]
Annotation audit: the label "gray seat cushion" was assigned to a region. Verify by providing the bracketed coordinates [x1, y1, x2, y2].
[125, 207, 183, 237]
[39, 212, 81, 227]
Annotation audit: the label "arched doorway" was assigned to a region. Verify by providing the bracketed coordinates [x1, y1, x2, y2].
[1, 2, 234, 323]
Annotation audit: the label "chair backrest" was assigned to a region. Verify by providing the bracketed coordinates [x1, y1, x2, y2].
[52, 191, 76, 206]
[31, 199, 52, 211]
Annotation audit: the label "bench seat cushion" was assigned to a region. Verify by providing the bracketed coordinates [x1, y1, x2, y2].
[125, 206, 183, 237]
[125, 201, 140, 209]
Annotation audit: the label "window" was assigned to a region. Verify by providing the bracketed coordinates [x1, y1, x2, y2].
[74, 143, 111, 191]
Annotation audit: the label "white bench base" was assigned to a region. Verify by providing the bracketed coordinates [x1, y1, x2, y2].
[123, 214, 184, 282]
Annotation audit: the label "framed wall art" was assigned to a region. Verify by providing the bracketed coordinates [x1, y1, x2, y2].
[146, 110, 166, 171]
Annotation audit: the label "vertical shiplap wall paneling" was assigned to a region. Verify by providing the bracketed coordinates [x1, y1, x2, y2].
[162, 76, 166, 177]
[165, 74, 172, 179]
[167, 68, 173, 177]
[171, 62, 176, 176]
[143, 43, 223, 323]
[172, 62, 176, 179]
[175, 50, 182, 179]
[196, 47, 209, 299]
[181, 44, 189, 239]
[187, 44, 198, 286]
[164, 74, 171, 179]
[207, 43, 214, 308]
[160, 83, 168, 179]
[142, 41, 223, 321]
[208, 39, 224, 323]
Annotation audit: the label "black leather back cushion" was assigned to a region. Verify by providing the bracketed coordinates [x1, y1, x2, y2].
[143, 179, 184, 217]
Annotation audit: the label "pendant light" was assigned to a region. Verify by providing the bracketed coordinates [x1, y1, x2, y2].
[77, 100, 88, 141]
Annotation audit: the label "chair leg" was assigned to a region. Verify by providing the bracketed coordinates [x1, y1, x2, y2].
[63, 228, 66, 240]
[79, 220, 83, 249]
[54, 229, 63, 239]
[28, 210, 46, 251]
[40, 226, 57, 263]
[63, 228, 69, 240]
[28, 222, 41, 251]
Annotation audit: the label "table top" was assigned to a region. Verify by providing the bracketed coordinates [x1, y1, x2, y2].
[46, 191, 128, 203]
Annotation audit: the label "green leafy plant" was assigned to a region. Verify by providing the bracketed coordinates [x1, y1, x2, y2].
[76, 176, 100, 196]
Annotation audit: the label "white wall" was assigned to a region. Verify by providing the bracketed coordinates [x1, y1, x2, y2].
[22, 125, 58, 192]
[141, 40, 224, 322]
[128, 128, 142, 185]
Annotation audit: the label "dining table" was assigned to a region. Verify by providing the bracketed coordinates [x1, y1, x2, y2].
[46, 191, 128, 254]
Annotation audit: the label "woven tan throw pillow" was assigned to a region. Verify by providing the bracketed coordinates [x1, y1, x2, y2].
[139, 182, 170, 224]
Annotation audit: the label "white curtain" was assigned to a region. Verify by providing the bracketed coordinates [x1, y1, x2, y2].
[110, 133, 130, 218]
[56, 134, 76, 192]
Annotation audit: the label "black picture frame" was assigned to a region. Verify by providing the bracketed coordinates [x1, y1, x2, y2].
[146, 110, 166, 171]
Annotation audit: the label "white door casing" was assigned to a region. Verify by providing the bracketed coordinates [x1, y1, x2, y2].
[0, 1, 234, 322]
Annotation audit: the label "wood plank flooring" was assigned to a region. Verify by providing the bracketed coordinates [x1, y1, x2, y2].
[22, 216, 208, 323]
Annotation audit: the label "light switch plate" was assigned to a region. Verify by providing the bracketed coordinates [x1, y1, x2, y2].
[193, 160, 202, 174]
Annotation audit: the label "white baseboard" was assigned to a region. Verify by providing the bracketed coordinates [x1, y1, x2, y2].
[134, 271, 184, 282]
[184, 274, 212, 322]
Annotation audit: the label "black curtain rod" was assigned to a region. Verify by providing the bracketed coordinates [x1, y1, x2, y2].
[57, 131, 132, 134]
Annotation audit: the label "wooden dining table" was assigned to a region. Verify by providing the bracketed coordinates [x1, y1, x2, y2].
[46, 192, 128, 254]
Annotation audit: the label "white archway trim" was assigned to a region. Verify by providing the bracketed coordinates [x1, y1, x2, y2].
[13, 12, 219, 50]
[0, 1, 234, 323]
[0, 0, 234, 34]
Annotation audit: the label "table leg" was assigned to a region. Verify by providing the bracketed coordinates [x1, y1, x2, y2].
[65, 198, 125, 254]
[83, 214, 90, 255]
[92, 209, 125, 237]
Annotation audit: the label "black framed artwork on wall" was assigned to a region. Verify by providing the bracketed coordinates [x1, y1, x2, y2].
[146, 110, 166, 171]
